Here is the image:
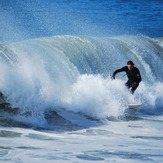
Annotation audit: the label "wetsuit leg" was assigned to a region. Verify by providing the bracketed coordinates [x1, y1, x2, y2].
[125, 81, 132, 89]
[131, 82, 139, 94]
[125, 81, 139, 94]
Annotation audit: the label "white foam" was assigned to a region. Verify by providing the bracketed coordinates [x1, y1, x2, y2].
[62, 74, 135, 119]
[136, 82, 163, 111]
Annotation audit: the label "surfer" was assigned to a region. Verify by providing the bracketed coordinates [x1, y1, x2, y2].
[112, 61, 142, 94]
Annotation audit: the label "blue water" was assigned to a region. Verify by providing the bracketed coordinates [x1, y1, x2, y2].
[0, 0, 163, 41]
[0, 0, 163, 163]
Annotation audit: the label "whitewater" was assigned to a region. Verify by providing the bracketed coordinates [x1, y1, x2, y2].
[0, 35, 163, 162]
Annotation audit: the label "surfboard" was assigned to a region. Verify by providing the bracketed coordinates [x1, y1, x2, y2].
[127, 104, 142, 111]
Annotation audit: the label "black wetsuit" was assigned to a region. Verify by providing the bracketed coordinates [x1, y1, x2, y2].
[113, 66, 142, 94]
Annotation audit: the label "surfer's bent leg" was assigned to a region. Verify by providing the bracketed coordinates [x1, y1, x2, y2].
[131, 82, 139, 94]
[125, 81, 132, 89]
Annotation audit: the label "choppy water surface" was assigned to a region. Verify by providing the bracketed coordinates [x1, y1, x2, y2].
[0, 115, 163, 162]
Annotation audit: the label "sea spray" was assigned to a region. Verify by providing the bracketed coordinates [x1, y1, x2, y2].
[63, 74, 132, 118]
[0, 35, 163, 127]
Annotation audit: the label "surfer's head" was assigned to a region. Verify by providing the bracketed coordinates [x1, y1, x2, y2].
[127, 61, 134, 70]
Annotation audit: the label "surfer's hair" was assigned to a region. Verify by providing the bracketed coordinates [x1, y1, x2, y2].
[127, 61, 134, 65]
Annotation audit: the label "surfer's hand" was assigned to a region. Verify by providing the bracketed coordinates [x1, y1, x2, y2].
[111, 75, 115, 80]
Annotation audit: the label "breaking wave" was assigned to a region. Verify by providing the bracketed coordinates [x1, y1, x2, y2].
[0, 35, 163, 128]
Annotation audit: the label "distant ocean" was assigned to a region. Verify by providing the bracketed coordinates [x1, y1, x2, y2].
[0, 0, 163, 162]
[0, 0, 163, 41]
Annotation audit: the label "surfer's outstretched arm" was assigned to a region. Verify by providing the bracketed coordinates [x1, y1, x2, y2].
[112, 67, 126, 79]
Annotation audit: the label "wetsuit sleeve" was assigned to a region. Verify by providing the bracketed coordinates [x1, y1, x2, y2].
[113, 67, 127, 77]
[136, 68, 142, 82]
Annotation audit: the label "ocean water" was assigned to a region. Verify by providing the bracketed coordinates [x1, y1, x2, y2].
[1, 0, 163, 41]
[0, 0, 163, 163]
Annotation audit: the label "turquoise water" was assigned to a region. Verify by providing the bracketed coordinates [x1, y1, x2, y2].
[0, 0, 163, 162]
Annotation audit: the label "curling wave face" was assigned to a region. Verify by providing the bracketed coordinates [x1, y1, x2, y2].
[0, 35, 163, 128]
